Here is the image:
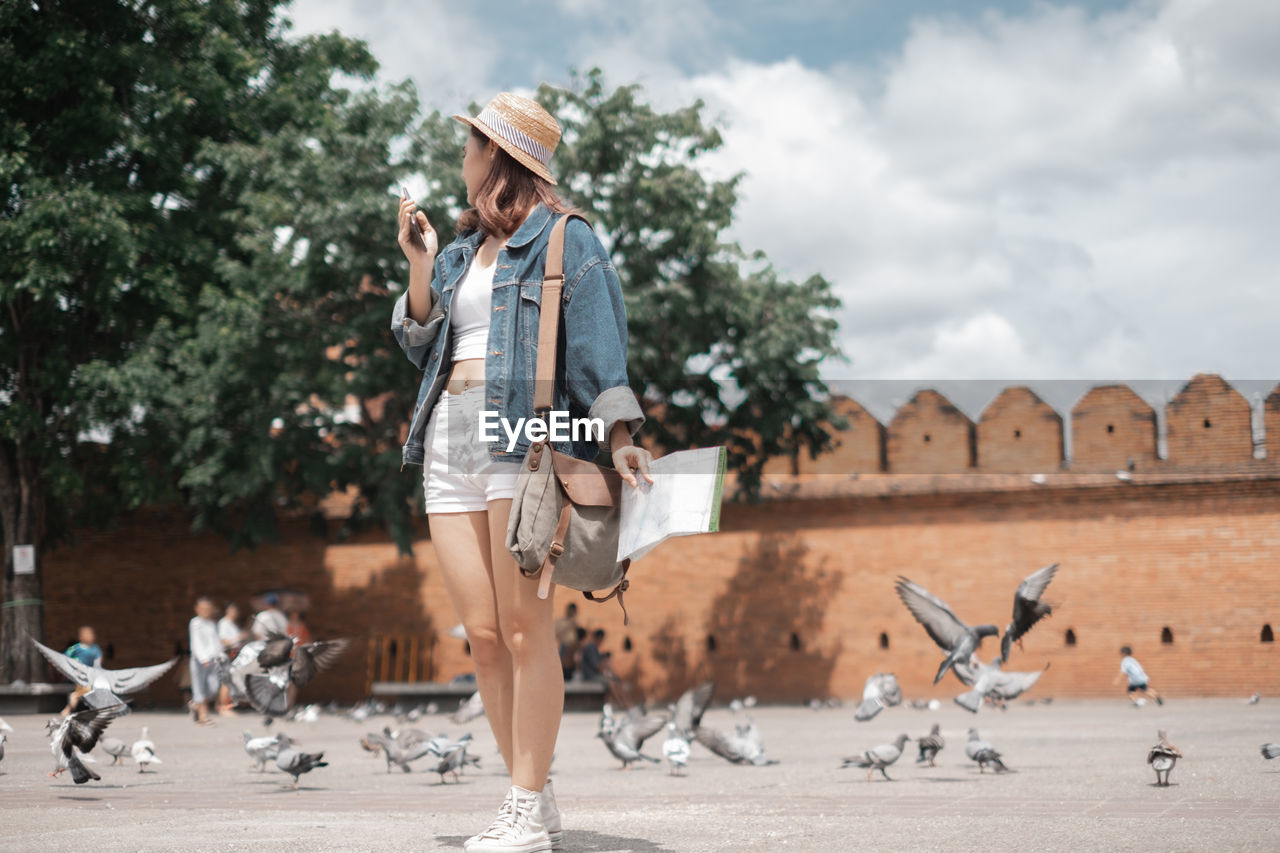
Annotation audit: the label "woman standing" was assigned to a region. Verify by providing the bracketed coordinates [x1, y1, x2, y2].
[392, 92, 651, 852]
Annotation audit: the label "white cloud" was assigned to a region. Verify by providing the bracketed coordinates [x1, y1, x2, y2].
[675, 0, 1280, 383]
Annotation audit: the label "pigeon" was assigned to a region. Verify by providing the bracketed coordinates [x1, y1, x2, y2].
[425, 732, 474, 759]
[842, 733, 911, 781]
[132, 727, 161, 772]
[0, 716, 13, 733]
[1148, 730, 1181, 786]
[895, 577, 1000, 685]
[99, 736, 130, 765]
[1261, 744, 1280, 759]
[661, 722, 691, 776]
[364, 730, 435, 773]
[1001, 563, 1060, 662]
[243, 730, 281, 771]
[49, 704, 124, 784]
[671, 681, 715, 738]
[0, 731, 6, 769]
[854, 673, 903, 722]
[598, 705, 666, 769]
[428, 744, 471, 784]
[916, 724, 945, 767]
[33, 639, 177, 715]
[274, 732, 327, 789]
[1247, 693, 1261, 705]
[954, 658, 1050, 713]
[451, 691, 485, 724]
[964, 728, 1009, 773]
[244, 638, 350, 718]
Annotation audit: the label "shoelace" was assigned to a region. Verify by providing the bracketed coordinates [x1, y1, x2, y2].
[476, 793, 516, 840]
[504, 791, 542, 838]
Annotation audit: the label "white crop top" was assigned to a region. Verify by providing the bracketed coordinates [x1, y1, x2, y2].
[450, 253, 497, 361]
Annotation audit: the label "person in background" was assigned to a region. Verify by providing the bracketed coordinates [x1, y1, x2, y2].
[555, 603, 581, 681]
[59, 625, 102, 716]
[286, 610, 312, 646]
[578, 629, 614, 685]
[251, 592, 289, 640]
[1113, 645, 1164, 706]
[188, 597, 224, 726]
[216, 603, 247, 715]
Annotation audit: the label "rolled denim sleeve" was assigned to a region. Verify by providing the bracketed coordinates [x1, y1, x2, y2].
[563, 227, 645, 453]
[389, 267, 445, 371]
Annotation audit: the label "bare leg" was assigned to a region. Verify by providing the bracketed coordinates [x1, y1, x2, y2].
[429, 509, 515, 775]
[488, 497, 563, 791]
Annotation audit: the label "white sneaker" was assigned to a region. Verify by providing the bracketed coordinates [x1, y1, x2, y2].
[541, 778, 564, 848]
[468, 785, 551, 853]
[465, 788, 515, 852]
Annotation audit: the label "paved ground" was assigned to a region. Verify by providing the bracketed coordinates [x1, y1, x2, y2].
[1, 698, 1277, 852]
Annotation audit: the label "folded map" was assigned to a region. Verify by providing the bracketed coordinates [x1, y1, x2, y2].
[617, 445, 727, 563]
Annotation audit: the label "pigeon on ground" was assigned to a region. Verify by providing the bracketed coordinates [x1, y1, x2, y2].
[842, 733, 911, 781]
[895, 577, 1000, 685]
[33, 640, 177, 715]
[99, 736, 130, 765]
[1260, 744, 1280, 759]
[916, 724, 945, 766]
[243, 730, 281, 771]
[1247, 693, 1261, 705]
[364, 730, 435, 773]
[1000, 563, 1060, 662]
[429, 744, 471, 784]
[131, 726, 162, 773]
[598, 705, 666, 769]
[964, 728, 1009, 773]
[451, 691, 485, 725]
[49, 704, 124, 783]
[671, 681, 715, 739]
[854, 672, 903, 722]
[661, 722, 691, 776]
[244, 638, 351, 718]
[274, 732, 327, 789]
[0, 717, 13, 733]
[1148, 730, 1181, 786]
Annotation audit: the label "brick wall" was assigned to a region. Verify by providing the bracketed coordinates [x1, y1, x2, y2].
[26, 373, 1280, 706]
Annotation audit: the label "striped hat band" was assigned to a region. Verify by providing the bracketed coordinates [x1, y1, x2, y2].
[477, 106, 553, 167]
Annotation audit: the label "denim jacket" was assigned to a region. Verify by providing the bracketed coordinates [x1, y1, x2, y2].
[390, 201, 645, 468]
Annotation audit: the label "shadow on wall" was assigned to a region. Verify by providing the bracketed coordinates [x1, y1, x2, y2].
[701, 532, 844, 702]
[641, 615, 694, 702]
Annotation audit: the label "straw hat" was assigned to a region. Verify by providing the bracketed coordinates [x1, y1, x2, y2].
[453, 92, 561, 185]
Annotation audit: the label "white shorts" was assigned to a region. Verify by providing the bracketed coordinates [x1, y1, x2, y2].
[423, 384, 523, 514]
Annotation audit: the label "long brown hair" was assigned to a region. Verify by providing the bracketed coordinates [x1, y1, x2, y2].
[457, 126, 578, 238]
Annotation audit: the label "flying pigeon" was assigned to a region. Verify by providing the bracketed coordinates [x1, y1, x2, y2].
[598, 705, 666, 769]
[33, 639, 177, 714]
[1148, 730, 1181, 786]
[49, 704, 124, 784]
[854, 673, 903, 722]
[964, 728, 1009, 773]
[274, 732, 327, 788]
[1261, 744, 1280, 759]
[131, 726, 161, 773]
[661, 722, 691, 776]
[363, 730, 435, 773]
[1001, 563, 1059, 662]
[916, 724, 945, 767]
[244, 638, 350, 718]
[0, 716, 13, 733]
[954, 657, 1050, 713]
[894, 577, 999, 685]
[99, 736, 130, 766]
[243, 730, 281, 771]
[671, 681, 715, 739]
[842, 733, 911, 781]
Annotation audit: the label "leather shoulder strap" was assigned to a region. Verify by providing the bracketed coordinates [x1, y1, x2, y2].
[534, 213, 593, 415]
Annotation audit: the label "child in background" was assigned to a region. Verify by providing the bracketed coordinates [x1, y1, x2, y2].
[1113, 645, 1164, 706]
[59, 626, 101, 716]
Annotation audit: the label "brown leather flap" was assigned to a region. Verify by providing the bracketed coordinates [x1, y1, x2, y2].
[548, 448, 622, 506]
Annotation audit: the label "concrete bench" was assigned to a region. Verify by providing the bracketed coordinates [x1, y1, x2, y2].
[372, 679, 607, 712]
[0, 683, 74, 715]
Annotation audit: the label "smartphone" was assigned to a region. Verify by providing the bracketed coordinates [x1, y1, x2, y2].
[402, 186, 428, 251]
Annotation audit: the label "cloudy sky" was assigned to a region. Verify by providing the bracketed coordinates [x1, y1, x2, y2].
[286, 0, 1277, 435]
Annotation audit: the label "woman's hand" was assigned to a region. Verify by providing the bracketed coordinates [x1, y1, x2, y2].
[612, 443, 655, 489]
[398, 196, 438, 264]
